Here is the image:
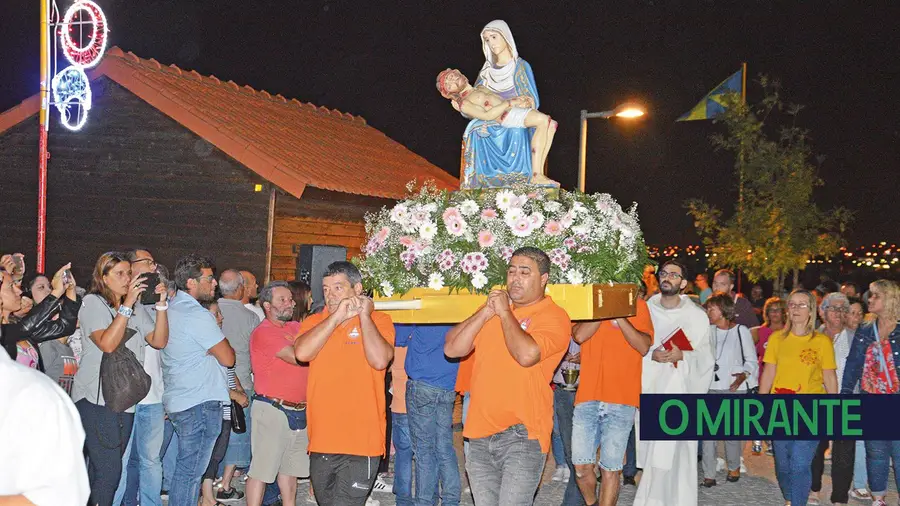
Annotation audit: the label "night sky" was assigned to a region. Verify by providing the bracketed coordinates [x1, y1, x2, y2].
[3, 1, 898, 246]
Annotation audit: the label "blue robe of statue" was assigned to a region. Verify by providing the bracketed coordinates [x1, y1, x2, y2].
[460, 58, 539, 189]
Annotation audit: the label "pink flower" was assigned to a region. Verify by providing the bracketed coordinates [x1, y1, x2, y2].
[399, 250, 416, 270]
[461, 252, 488, 274]
[510, 217, 534, 238]
[375, 226, 390, 243]
[477, 230, 496, 248]
[442, 207, 462, 222]
[445, 216, 467, 237]
[544, 220, 563, 236]
[500, 247, 514, 262]
[481, 208, 498, 220]
[399, 236, 416, 247]
[563, 237, 577, 249]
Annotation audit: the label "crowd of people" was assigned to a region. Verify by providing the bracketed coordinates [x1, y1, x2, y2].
[1, 246, 899, 506]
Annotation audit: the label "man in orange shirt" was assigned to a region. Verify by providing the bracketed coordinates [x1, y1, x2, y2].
[571, 296, 654, 506]
[293, 261, 395, 506]
[445, 247, 571, 505]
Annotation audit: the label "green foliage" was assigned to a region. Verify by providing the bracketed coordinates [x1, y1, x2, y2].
[685, 78, 854, 290]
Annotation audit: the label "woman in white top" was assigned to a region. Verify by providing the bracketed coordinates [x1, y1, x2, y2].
[701, 292, 759, 487]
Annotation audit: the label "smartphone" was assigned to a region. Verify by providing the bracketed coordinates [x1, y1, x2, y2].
[11, 254, 25, 275]
[140, 272, 161, 305]
[62, 269, 72, 286]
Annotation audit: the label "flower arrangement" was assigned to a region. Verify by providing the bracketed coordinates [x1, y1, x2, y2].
[355, 181, 649, 297]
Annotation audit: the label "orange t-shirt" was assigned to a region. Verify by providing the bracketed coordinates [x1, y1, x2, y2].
[463, 296, 571, 453]
[390, 346, 409, 414]
[299, 310, 396, 457]
[455, 353, 474, 393]
[575, 298, 654, 408]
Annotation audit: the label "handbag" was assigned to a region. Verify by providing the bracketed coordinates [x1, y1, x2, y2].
[99, 326, 152, 412]
[231, 400, 247, 434]
[281, 406, 307, 431]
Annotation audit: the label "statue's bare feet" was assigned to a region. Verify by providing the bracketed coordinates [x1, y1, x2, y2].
[530, 173, 558, 186]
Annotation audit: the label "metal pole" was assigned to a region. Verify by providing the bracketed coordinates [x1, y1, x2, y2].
[37, 0, 51, 272]
[578, 110, 587, 193]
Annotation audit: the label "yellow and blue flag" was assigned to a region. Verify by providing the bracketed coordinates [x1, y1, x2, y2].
[676, 67, 744, 121]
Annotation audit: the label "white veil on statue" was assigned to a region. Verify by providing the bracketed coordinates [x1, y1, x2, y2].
[477, 20, 520, 96]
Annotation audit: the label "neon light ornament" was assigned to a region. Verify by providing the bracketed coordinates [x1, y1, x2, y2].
[51, 66, 92, 131]
[51, 0, 107, 131]
[61, 0, 108, 68]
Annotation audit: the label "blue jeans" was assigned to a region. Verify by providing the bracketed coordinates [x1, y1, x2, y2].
[553, 388, 582, 506]
[168, 401, 222, 506]
[113, 403, 165, 506]
[865, 440, 900, 496]
[161, 418, 177, 491]
[551, 407, 567, 468]
[392, 413, 414, 506]
[222, 398, 252, 469]
[623, 424, 637, 477]
[407, 380, 461, 506]
[853, 439, 868, 490]
[462, 391, 470, 457]
[773, 440, 819, 505]
[466, 424, 545, 506]
[571, 400, 636, 472]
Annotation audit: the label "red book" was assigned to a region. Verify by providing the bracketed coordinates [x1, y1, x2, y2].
[661, 327, 694, 352]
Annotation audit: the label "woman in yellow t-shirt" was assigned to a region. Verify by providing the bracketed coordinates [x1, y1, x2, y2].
[759, 289, 838, 506]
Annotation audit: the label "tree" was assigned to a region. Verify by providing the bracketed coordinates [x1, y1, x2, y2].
[685, 77, 853, 295]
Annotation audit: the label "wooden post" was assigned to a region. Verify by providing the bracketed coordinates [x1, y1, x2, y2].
[264, 187, 276, 283]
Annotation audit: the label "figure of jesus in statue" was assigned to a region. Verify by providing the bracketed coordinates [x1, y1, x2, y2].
[437, 68, 557, 186]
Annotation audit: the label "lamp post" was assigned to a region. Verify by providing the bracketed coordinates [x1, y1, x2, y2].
[577, 104, 646, 193]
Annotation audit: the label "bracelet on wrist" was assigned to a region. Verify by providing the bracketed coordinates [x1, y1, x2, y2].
[118, 305, 134, 319]
[155, 302, 169, 311]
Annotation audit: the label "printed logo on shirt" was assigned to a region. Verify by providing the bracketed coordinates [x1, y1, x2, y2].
[519, 318, 531, 331]
[345, 326, 361, 345]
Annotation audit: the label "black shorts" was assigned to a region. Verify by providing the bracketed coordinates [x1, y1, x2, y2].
[309, 453, 381, 506]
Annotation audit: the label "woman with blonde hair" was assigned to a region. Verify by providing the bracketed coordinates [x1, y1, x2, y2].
[840, 279, 900, 506]
[759, 289, 838, 506]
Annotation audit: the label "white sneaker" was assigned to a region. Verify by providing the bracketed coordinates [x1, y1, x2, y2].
[371, 477, 393, 494]
[366, 497, 381, 506]
[562, 467, 571, 482]
[551, 466, 567, 482]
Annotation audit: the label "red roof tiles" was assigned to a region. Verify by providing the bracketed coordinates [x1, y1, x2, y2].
[0, 47, 458, 200]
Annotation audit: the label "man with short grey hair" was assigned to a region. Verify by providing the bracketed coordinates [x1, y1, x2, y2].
[215, 268, 261, 501]
[241, 270, 265, 321]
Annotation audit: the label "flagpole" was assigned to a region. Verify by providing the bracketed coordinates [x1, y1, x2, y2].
[37, 0, 51, 273]
[741, 62, 747, 104]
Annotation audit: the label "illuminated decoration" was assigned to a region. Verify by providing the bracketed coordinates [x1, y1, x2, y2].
[51, 0, 108, 131]
[51, 66, 92, 131]
[60, 0, 108, 68]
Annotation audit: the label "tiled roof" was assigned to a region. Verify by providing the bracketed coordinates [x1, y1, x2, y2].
[0, 47, 457, 199]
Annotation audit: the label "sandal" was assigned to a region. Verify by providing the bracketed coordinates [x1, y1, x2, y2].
[726, 470, 740, 483]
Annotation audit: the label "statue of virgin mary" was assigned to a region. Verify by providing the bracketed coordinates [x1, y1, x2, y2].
[460, 20, 542, 189]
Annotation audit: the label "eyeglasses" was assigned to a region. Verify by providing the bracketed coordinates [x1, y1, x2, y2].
[825, 306, 848, 313]
[787, 303, 810, 309]
[196, 275, 215, 283]
[133, 258, 157, 267]
[658, 271, 683, 280]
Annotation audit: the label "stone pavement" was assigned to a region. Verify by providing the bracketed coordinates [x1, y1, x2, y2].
[198, 440, 896, 506]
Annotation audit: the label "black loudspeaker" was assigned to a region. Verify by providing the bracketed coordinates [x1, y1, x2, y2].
[295, 245, 347, 312]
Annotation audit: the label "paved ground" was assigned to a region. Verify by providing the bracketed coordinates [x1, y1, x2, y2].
[186, 400, 897, 505]
[205, 440, 896, 506]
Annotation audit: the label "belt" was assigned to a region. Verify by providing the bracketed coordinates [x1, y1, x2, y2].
[254, 394, 307, 410]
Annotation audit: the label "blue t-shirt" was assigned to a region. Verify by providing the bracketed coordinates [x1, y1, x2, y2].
[400, 324, 458, 391]
[161, 291, 229, 413]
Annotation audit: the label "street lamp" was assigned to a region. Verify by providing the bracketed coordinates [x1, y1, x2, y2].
[577, 103, 646, 193]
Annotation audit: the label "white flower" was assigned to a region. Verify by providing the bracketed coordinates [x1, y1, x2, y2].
[418, 221, 438, 240]
[572, 224, 590, 236]
[572, 201, 588, 215]
[471, 272, 488, 290]
[529, 212, 545, 229]
[459, 199, 479, 216]
[510, 217, 535, 238]
[422, 203, 438, 213]
[504, 207, 525, 227]
[428, 272, 445, 291]
[543, 200, 562, 213]
[380, 281, 394, 298]
[560, 211, 575, 229]
[513, 194, 528, 209]
[390, 204, 410, 223]
[566, 269, 585, 285]
[495, 190, 516, 211]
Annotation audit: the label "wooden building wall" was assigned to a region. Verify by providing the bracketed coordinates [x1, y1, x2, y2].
[0, 78, 270, 282]
[270, 187, 393, 281]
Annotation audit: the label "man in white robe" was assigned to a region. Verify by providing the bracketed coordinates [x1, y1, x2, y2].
[634, 261, 714, 506]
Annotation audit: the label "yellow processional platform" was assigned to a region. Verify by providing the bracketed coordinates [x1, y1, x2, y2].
[373, 283, 638, 323]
